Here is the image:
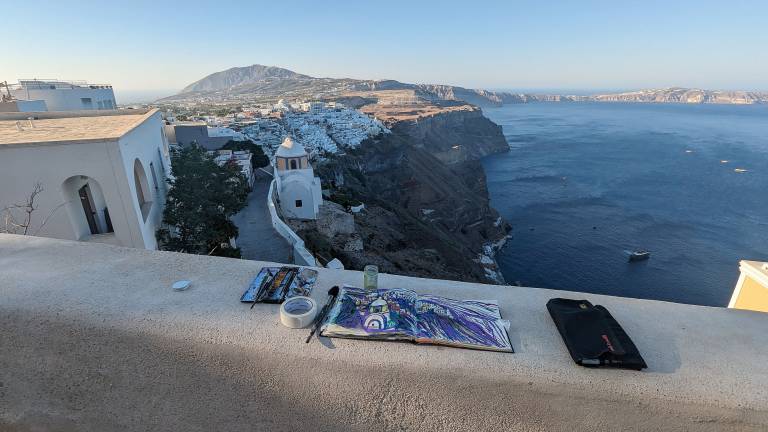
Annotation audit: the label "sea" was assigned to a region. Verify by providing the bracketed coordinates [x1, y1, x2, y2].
[481, 102, 768, 306]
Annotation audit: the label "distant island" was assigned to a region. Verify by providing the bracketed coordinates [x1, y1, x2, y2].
[159, 64, 768, 107]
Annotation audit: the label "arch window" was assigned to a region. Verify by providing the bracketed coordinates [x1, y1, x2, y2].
[133, 159, 152, 221]
[149, 162, 159, 190]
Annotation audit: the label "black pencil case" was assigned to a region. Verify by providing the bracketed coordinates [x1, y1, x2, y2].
[546, 298, 647, 370]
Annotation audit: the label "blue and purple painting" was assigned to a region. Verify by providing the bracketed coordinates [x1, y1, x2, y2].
[321, 286, 513, 352]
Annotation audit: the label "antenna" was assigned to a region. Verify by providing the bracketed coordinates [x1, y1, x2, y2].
[1, 81, 15, 103]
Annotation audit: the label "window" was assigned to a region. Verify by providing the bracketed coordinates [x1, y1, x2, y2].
[81, 97, 93, 108]
[133, 159, 152, 221]
[290, 159, 298, 170]
[295, 200, 303, 208]
[149, 162, 159, 190]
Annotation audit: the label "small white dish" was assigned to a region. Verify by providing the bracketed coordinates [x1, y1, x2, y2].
[172, 280, 191, 291]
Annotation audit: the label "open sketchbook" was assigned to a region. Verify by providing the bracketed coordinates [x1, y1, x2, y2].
[320, 286, 513, 352]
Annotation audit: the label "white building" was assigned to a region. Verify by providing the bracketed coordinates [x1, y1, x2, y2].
[164, 122, 245, 150]
[274, 137, 322, 220]
[213, 150, 255, 187]
[0, 109, 170, 249]
[9, 79, 117, 111]
[0, 99, 48, 113]
[273, 99, 292, 112]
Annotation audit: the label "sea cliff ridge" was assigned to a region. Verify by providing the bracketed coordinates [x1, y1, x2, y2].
[161, 64, 768, 107]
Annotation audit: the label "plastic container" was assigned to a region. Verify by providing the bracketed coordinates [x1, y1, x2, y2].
[363, 265, 378, 290]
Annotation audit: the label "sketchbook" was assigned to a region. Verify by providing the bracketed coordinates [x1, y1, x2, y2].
[320, 286, 513, 352]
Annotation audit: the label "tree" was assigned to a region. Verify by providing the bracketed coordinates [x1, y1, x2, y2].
[220, 139, 270, 169]
[156, 145, 250, 257]
[1, 182, 65, 235]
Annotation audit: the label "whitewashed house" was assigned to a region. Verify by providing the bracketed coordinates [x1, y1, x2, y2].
[0, 109, 170, 249]
[8, 79, 117, 111]
[274, 137, 322, 220]
[213, 150, 255, 187]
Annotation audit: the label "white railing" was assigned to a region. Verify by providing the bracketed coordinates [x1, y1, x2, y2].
[266, 179, 317, 266]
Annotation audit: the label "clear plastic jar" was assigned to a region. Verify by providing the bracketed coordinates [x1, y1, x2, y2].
[363, 265, 378, 290]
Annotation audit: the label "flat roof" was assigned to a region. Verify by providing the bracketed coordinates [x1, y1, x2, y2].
[172, 121, 208, 126]
[0, 109, 157, 146]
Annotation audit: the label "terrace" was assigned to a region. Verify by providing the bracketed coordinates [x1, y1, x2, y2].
[1, 233, 767, 431]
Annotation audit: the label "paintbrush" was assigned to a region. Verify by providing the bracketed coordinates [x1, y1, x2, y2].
[305, 286, 340, 343]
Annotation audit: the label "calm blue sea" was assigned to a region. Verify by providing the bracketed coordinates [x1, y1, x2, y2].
[482, 102, 768, 306]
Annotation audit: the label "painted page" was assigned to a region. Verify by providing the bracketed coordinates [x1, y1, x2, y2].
[321, 287, 418, 340]
[415, 295, 513, 352]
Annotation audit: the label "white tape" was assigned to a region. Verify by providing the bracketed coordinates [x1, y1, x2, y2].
[280, 296, 318, 329]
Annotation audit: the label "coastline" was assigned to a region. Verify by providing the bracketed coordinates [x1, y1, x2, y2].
[303, 102, 512, 284]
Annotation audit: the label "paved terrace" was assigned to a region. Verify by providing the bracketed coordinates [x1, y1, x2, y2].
[1, 234, 767, 432]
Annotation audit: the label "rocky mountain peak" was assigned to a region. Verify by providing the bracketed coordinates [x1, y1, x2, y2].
[180, 64, 310, 93]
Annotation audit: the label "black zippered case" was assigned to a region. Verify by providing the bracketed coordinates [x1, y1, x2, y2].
[547, 298, 647, 370]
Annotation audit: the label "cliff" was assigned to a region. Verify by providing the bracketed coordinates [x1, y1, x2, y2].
[585, 87, 768, 104]
[292, 104, 511, 284]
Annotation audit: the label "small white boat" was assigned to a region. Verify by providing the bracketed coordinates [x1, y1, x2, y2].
[734, 168, 748, 173]
[626, 250, 650, 262]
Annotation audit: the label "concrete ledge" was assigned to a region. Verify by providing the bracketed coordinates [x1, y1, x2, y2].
[1, 234, 767, 431]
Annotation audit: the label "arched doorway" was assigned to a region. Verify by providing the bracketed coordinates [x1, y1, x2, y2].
[61, 176, 113, 239]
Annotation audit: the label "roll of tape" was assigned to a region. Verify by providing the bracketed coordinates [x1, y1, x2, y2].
[280, 296, 318, 329]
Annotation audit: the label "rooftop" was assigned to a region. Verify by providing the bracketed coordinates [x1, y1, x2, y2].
[13, 79, 113, 90]
[276, 136, 307, 157]
[0, 109, 156, 146]
[172, 121, 208, 127]
[2, 234, 767, 431]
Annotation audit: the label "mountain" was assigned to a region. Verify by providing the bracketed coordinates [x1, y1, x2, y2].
[163, 64, 768, 107]
[162, 64, 524, 107]
[180, 65, 311, 93]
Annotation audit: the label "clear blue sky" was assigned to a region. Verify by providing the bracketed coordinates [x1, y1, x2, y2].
[3, 0, 767, 100]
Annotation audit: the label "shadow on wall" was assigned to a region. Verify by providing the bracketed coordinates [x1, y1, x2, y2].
[1, 311, 755, 432]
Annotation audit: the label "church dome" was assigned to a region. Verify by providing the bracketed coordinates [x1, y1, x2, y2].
[276, 136, 308, 158]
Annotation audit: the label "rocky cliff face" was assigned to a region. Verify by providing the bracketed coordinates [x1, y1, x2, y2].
[585, 88, 768, 104]
[297, 106, 511, 284]
[383, 105, 509, 163]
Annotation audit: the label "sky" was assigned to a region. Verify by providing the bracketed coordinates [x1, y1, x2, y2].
[3, 0, 767, 102]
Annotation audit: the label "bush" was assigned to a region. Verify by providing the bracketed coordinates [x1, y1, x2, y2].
[156, 145, 250, 257]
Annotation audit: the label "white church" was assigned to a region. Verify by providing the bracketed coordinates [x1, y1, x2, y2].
[274, 137, 322, 219]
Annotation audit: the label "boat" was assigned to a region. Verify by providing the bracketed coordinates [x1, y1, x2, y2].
[626, 250, 650, 262]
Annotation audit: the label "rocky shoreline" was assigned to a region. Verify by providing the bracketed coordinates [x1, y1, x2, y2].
[291, 102, 512, 284]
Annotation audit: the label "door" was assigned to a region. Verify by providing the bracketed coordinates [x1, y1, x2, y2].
[78, 184, 100, 235]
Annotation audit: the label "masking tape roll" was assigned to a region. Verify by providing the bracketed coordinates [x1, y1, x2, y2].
[280, 296, 318, 329]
